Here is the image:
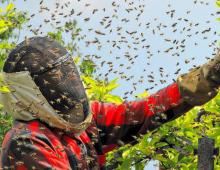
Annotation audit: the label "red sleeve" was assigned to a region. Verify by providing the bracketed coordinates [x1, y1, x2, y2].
[90, 83, 183, 153]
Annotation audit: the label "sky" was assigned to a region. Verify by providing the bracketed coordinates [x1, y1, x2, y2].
[10, 0, 220, 101]
[1, 0, 219, 169]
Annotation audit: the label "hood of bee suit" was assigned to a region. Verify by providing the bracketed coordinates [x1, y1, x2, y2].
[0, 71, 92, 135]
[0, 36, 92, 136]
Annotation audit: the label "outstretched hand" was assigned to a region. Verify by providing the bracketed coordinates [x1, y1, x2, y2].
[203, 49, 220, 84]
[177, 49, 220, 107]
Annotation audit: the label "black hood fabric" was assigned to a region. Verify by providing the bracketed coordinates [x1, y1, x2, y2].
[3, 36, 90, 124]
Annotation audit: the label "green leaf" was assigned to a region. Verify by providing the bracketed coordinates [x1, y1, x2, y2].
[0, 86, 10, 93]
[155, 142, 168, 148]
[135, 90, 149, 99]
[73, 56, 80, 65]
[82, 76, 97, 86]
[0, 103, 4, 109]
[0, 27, 8, 34]
[6, 3, 14, 12]
[0, 42, 13, 49]
[103, 94, 123, 104]
[106, 78, 120, 92]
[47, 30, 65, 45]
[0, 19, 11, 28]
[79, 59, 96, 76]
[216, 0, 220, 7]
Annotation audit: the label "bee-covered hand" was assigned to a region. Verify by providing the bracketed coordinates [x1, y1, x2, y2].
[177, 49, 220, 106]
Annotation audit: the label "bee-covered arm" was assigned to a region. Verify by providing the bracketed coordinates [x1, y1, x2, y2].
[90, 50, 220, 153]
[90, 83, 190, 153]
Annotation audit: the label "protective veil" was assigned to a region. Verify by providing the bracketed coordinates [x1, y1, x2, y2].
[0, 71, 92, 135]
[0, 36, 93, 135]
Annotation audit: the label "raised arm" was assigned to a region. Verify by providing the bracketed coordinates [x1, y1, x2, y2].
[91, 50, 220, 153]
[90, 82, 191, 151]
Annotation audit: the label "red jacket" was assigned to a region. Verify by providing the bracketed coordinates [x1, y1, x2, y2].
[0, 83, 189, 170]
